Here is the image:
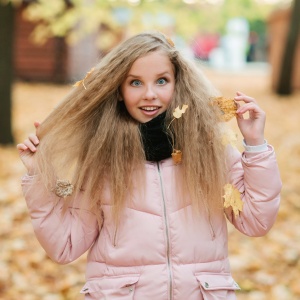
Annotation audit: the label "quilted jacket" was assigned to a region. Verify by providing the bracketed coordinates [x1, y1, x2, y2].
[22, 145, 281, 300]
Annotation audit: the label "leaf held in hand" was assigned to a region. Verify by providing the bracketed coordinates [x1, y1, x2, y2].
[212, 97, 237, 122]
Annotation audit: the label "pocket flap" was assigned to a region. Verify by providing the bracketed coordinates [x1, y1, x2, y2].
[195, 273, 240, 291]
[80, 274, 140, 294]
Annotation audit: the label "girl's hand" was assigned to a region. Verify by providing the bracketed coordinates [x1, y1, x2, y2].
[234, 92, 265, 146]
[16, 122, 40, 175]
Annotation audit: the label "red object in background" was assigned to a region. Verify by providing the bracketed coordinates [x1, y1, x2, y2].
[191, 33, 220, 60]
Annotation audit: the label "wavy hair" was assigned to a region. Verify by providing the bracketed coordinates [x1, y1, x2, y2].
[34, 31, 227, 224]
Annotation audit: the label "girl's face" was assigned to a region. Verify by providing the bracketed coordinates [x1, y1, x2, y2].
[120, 51, 175, 123]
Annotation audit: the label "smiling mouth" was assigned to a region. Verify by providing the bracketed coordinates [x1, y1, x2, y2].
[140, 106, 161, 111]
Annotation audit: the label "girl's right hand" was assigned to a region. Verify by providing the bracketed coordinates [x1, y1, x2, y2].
[16, 122, 40, 175]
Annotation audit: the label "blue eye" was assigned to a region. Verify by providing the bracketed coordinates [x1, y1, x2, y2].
[157, 78, 167, 85]
[131, 80, 142, 87]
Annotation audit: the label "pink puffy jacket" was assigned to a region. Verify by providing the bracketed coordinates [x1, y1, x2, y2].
[22, 145, 281, 300]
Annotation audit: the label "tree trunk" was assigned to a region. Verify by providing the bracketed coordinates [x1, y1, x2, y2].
[276, 0, 300, 95]
[0, 3, 14, 144]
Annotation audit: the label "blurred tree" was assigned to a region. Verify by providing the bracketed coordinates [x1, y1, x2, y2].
[20, 0, 279, 46]
[276, 0, 300, 95]
[0, 2, 14, 144]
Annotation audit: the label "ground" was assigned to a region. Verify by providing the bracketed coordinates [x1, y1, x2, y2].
[0, 65, 299, 299]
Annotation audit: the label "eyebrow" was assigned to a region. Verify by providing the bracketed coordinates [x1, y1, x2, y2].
[126, 72, 172, 78]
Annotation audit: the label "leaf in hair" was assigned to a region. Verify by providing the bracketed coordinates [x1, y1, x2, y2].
[171, 149, 182, 164]
[161, 33, 175, 47]
[173, 104, 188, 119]
[166, 37, 175, 47]
[167, 105, 188, 164]
[73, 67, 95, 90]
[221, 128, 238, 148]
[54, 179, 74, 198]
[223, 183, 243, 217]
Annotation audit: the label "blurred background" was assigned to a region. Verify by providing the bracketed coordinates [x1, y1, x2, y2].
[0, 0, 299, 299]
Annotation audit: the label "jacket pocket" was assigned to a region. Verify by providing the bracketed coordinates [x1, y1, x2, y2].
[80, 274, 140, 300]
[195, 273, 240, 300]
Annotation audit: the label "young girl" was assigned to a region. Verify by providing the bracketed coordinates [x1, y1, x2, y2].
[17, 32, 281, 300]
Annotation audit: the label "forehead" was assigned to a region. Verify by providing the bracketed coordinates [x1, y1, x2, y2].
[128, 51, 174, 75]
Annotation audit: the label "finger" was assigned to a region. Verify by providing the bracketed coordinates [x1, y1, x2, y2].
[236, 105, 265, 121]
[236, 102, 262, 114]
[234, 95, 256, 104]
[234, 92, 256, 103]
[236, 112, 244, 120]
[16, 143, 28, 151]
[34, 121, 40, 129]
[28, 133, 40, 146]
[23, 138, 37, 152]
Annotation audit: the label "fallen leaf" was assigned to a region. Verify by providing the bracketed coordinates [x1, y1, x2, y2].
[223, 183, 243, 217]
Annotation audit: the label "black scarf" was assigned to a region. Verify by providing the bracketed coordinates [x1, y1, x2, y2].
[139, 112, 173, 162]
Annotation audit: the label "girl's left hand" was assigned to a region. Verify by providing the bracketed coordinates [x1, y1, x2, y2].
[234, 91, 266, 146]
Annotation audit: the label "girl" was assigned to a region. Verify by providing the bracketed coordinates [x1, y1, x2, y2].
[17, 32, 281, 300]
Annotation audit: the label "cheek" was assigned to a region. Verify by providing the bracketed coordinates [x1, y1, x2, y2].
[122, 92, 139, 110]
[163, 86, 175, 104]
[121, 85, 135, 98]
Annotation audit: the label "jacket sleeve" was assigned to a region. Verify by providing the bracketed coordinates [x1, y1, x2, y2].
[225, 145, 282, 237]
[22, 174, 99, 264]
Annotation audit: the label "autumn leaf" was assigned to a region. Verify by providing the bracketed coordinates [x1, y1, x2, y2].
[212, 96, 237, 122]
[166, 105, 188, 164]
[54, 179, 74, 198]
[73, 67, 95, 89]
[221, 127, 238, 148]
[223, 183, 243, 217]
[173, 104, 188, 119]
[171, 149, 182, 164]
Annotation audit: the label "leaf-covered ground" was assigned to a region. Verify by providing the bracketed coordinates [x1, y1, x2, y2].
[1, 66, 299, 299]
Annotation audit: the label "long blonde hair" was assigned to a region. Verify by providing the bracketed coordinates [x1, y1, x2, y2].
[34, 31, 227, 223]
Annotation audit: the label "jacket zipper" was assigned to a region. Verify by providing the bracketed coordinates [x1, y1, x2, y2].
[157, 162, 173, 300]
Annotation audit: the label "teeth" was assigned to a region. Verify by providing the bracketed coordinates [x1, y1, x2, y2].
[141, 107, 158, 111]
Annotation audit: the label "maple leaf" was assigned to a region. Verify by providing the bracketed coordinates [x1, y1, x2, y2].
[223, 183, 243, 217]
[173, 104, 188, 119]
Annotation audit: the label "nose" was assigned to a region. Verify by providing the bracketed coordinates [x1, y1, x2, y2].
[143, 84, 157, 100]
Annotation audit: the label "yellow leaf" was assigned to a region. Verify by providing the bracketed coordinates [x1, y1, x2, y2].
[73, 67, 95, 89]
[73, 80, 83, 87]
[86, 67, 95, 77]
[223, 183, 243, 217]
[221, 128, 238, 148]
[212, 97, 237, 122]
[173, 105, 188, 119]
